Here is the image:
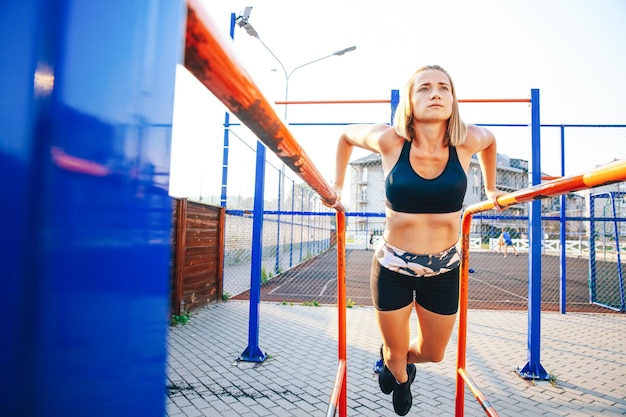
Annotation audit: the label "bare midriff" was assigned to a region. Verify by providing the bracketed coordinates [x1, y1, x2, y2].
[383, 208, 461, 254]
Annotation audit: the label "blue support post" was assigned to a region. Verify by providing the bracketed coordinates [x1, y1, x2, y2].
[609, 194, 626, 311]
[220, 112, 230, 207]
[276, 168, 282, 273]
[227, 10, 265, 363]
[300, 190, 305, 261]
[0, 1, 184, 415]
[220, 13, 236, 207]
[589, 196, 598, 302]
[390, 89, 400, 124]
[559, 125, 567, 314]
[239, 140, 268, 362]
[290, 178, 295, 268]
[518, 88, 549, 380]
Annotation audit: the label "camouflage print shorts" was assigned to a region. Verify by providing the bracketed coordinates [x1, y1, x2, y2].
[375, 239, 461, 278]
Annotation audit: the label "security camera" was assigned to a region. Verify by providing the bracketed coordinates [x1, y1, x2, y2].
[239, 6, 252, 21]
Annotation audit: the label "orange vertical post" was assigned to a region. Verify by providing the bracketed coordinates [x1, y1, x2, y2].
[336, 210, 347, 417]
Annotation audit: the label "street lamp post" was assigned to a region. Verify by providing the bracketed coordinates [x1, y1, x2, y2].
[236, 11, 355, 273]
[236, 7, 356, 119]
[275, 45, 356, 119]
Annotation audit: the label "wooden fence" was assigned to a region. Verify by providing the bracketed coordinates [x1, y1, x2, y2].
[171, 199, 225, 315]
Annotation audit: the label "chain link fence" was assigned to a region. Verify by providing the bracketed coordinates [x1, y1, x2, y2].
[190, 122, 625, 313]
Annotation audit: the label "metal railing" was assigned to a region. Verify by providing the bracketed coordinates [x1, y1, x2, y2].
[184, 1, 348, 414]
[455, 159, 626, 416]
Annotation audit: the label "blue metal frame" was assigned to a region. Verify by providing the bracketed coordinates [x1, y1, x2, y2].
[220, 111, 231, 207]
[390, 89, 400, 124]
[239, 142, 268, 362]
[559, 126, 567, 314]
[290, 178, 296, 268]
[228, 11, 268, 363]
[276, 168, 283, 273]
[517, 89, 549, 380]
[1, 1, 185, 415]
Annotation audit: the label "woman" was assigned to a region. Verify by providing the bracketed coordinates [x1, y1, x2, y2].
[328, 65, 504, 415]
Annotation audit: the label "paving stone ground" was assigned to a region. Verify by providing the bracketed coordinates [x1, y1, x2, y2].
[166, 301, 626, 416]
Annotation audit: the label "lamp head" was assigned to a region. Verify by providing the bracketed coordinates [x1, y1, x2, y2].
[333, 46, 357, 56]
[236, 6, 258, 38]
[240, 6, 253, 20]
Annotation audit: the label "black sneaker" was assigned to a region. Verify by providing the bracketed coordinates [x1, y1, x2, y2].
[378, 345, 395, 395]
[392, 364, 416, 416]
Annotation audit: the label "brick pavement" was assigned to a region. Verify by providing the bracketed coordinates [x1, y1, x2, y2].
[165, 301, 626, 416]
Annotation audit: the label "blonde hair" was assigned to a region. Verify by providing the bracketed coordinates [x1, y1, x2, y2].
[393, 65, 467, 146]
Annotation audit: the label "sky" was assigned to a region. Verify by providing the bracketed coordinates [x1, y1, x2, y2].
[170, 0, 626, 201]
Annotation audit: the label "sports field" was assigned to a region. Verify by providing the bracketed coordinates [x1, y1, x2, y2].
[234, 248, 621, 313]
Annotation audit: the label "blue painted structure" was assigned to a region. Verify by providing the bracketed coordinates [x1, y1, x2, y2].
[517, 89, 549, 380]
[1, 1, 184, 415]
[560, 125, 567, 314]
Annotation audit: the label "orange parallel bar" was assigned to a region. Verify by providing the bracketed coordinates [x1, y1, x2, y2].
[458, 98, 531, 103]
[275, 99, 391, 105]
[184, 0, 342, 209]
[273, 98, 531, 105]
[335, 211, 347, 417]
[455, 159, 626, 416]
[185, 3, 350, 415]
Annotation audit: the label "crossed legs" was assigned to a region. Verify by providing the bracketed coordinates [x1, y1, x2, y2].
[376, 301, 457, 383]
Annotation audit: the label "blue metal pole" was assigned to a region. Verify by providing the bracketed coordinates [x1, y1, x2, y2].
[221, 113, 231, 207]
[239, 140, 268, 363]
[300, 190, 305, 261]
[0, 1, 184, 415]
[220, 13, 236, 207]
[275, 169, 282, 273]
[609, 194, 625, 311]
[559, 125, 567, 314]
[234, 13, 267, 362]
[390, 89, 400, 124]
[518, 89, 549, 380]
[290, 178, 295, 268]
[589, 196, 597, 303]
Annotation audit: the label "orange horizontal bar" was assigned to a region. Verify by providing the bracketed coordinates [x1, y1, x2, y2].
[184, 0, 343, 210]
[275, 99, 390, 105]
[456, 158, 626, 417]
[459, 98, 531, 103]
[273, 98, 531, 105]
[468, 159, 626, 214]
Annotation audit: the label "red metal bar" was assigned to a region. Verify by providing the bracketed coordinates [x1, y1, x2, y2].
[272, 98, 531, 105]
[335, 210, 347, 417]
[455, 159, 626, 416]
[184, 0, 342, 209]
[275, 99, 391, 105]
[185, 4, 350, 415]
[458, 98, 531, 103]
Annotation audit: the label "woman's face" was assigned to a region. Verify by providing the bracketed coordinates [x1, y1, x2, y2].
[409, 69, 453, 122]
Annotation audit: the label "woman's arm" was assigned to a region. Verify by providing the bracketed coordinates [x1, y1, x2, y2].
[333, 123, 391, 190]
[466, 125, 506, 205]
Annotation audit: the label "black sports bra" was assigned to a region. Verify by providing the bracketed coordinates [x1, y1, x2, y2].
[385, 140, 467, 213]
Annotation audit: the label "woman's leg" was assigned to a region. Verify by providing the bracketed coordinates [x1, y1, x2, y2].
[375, 304, 414, 383]
[407, 303, 457, 364]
